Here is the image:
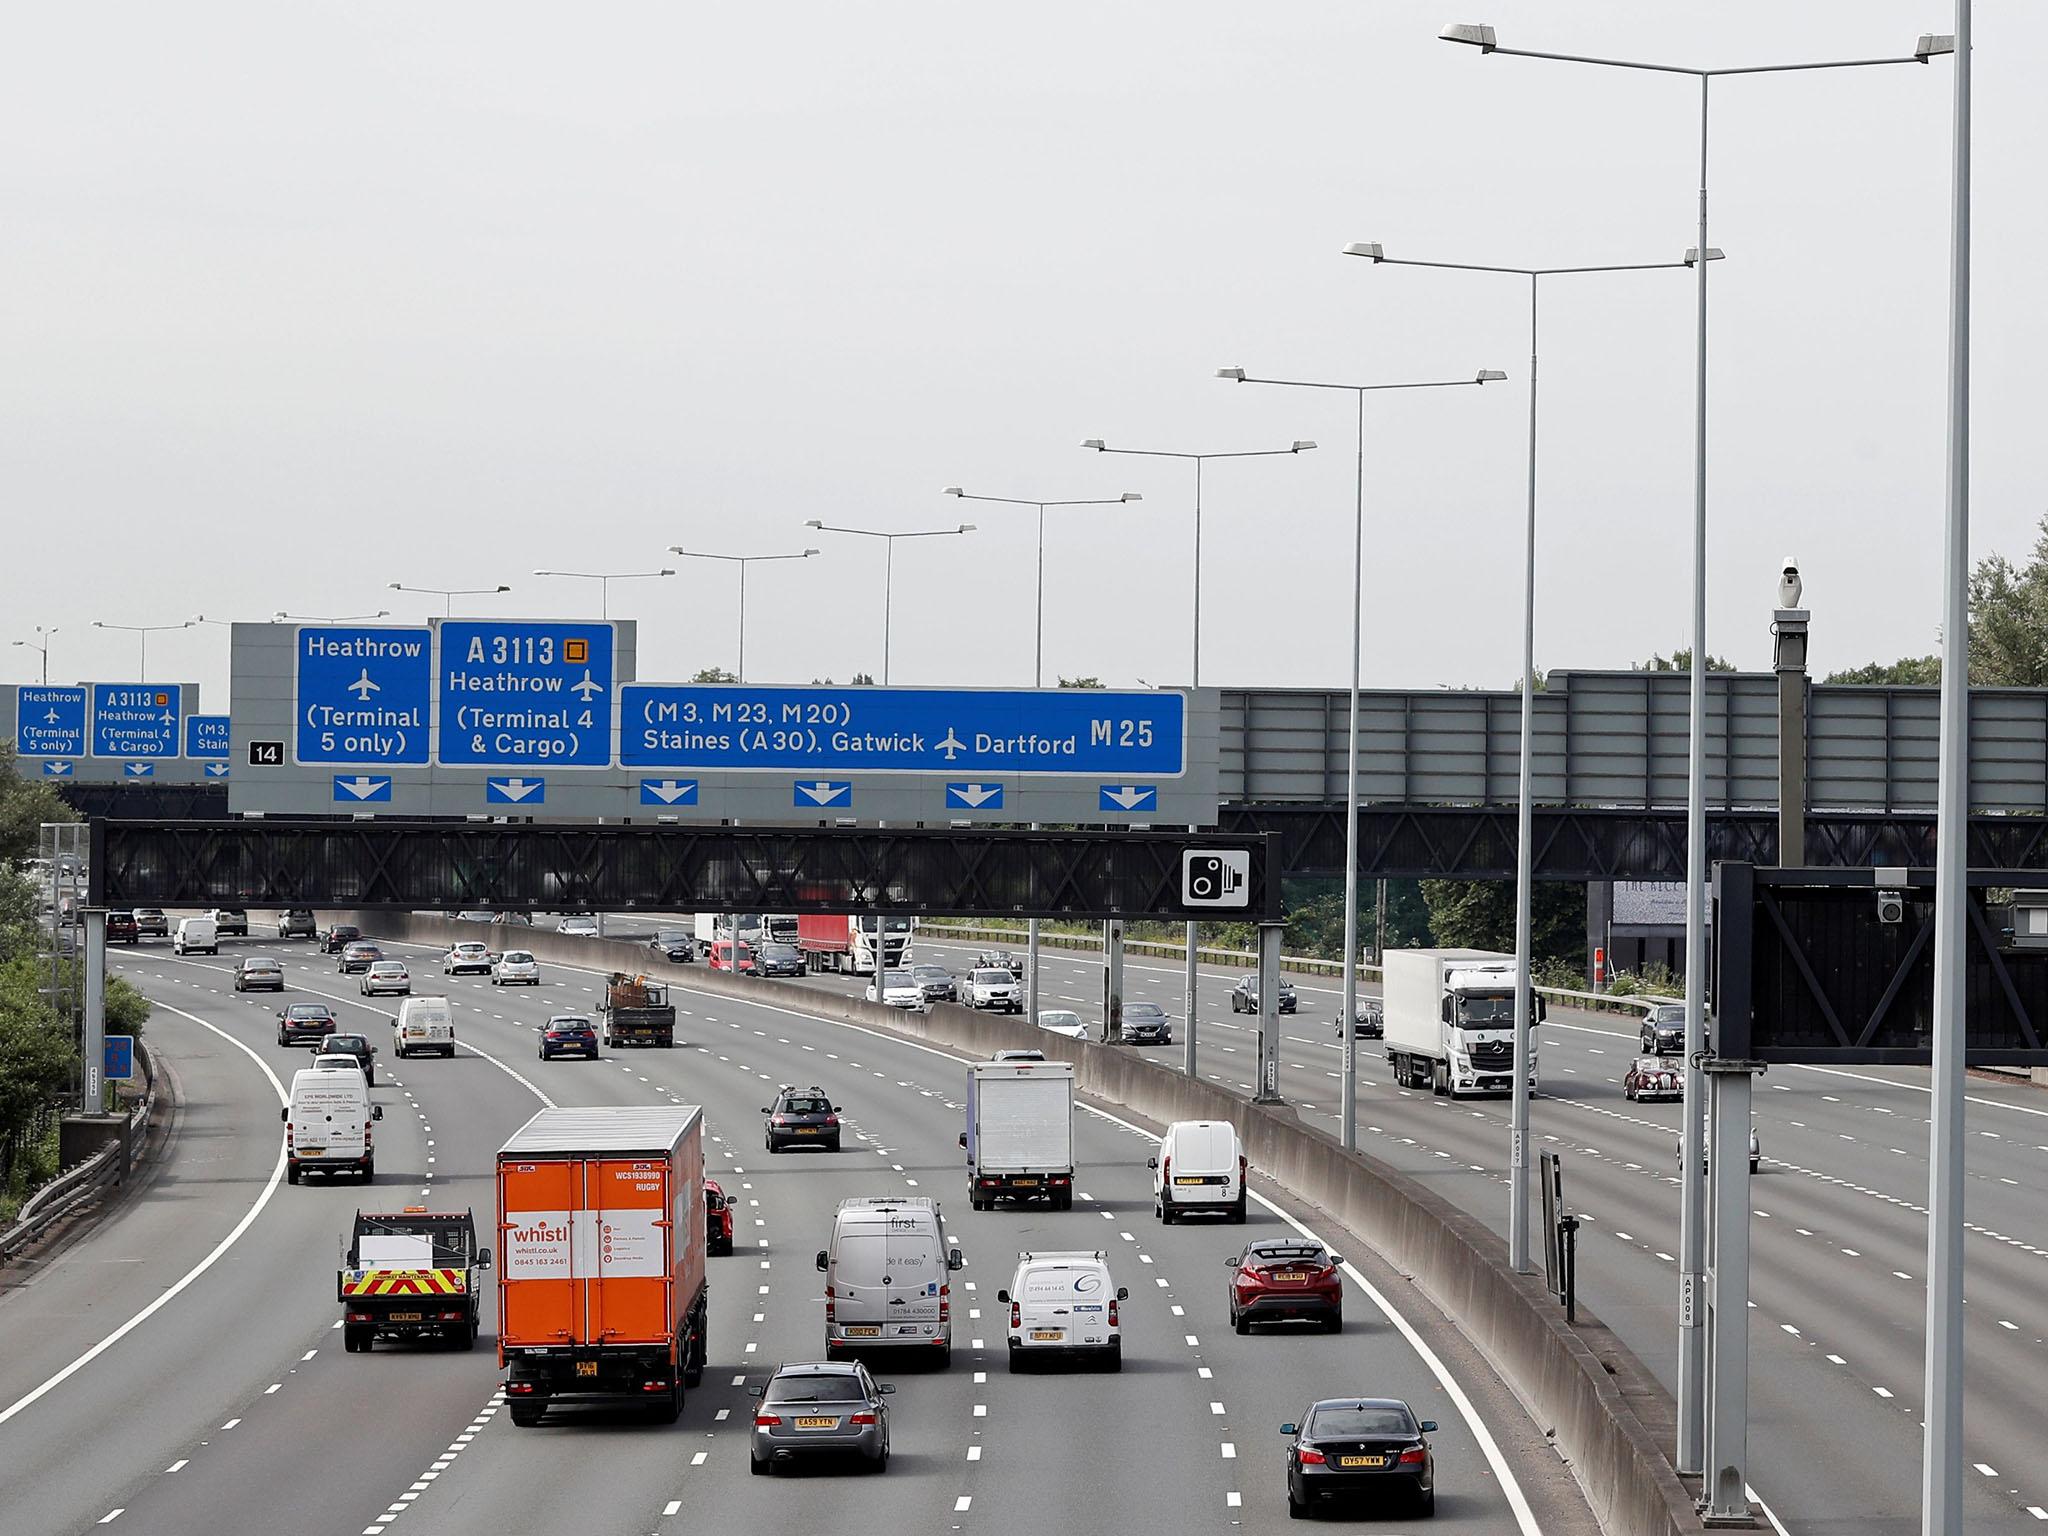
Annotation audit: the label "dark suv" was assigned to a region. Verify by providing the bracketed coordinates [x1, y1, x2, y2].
[763, 1087, 841, 1153]
[318, 1032, 377, 1085]
[319, 923, 362, 955]
[133, 908, 170, 938]
[107, 911, 141, 944]
[278, 1002, 339, 1047]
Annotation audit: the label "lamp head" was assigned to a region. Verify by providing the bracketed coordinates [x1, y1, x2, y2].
[942, 485, 964, 497]
[1215, 368, 1246, 382]
[1439, 22, 1497, 50]
[1476, 370, 1508, 384]
[802, 548, 820, 557]
[657, 569, 675, 577]
[957, 523, 978, 534]
[494, 584, 511, 593]
[1291, 440, 1317, 453]
[1342, 242, 1385, 262]
[1684, 247, 1726, 266]
[1081, 438, 1105, 451]
[1915, 33, 1955, 60]
[803, 519, 824, 529]
[387, 582, 402, 591]
[1120, 492, 1143, 503]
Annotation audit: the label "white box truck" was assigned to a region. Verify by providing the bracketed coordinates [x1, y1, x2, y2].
[1382, 948, 1543, 1098]
[962, 1060, 1075, 1210]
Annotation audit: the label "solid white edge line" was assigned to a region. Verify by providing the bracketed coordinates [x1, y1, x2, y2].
[0, 996, 288, 1428]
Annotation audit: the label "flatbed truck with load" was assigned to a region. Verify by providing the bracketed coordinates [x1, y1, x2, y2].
[962, 1060, 1075, 1209]
[498, 1105, 708, 1426]
[1382, 948, 1543, 1098]
[340, 1206, 491, 1352]
[598, 973, 676, 1048]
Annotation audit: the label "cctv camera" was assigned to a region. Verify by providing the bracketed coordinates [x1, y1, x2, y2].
[1877, 888, 1904, 925]
[1778, 558, 1803, 609]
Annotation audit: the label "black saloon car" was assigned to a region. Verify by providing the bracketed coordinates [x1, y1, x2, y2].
[648, 928, 696, 963]
[1119, 1000, 1172, 1044]
[318, 1032, 377, 1084]
[1641, 1003, 1688, 1055]
[319, 923, 362, 955]
[754, 942, 806, 978]
[277, 1002, 339, 1047]
[1282, 1398, 1436, 1518]
[1229, 975, 1297, 1014]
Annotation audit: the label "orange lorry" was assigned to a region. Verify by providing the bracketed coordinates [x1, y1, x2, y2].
[496, 1105, 708, 1426]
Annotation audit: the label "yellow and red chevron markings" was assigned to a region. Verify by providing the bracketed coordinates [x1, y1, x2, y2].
[341, 1268, 467, 1296]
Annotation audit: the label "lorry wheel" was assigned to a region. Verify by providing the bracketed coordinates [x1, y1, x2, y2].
[509, 1403, 544, 1428]
[651, 1384, 681, 1425]
[447, 1321, 476, 1351]
[1432, 1062, 1448, 1097]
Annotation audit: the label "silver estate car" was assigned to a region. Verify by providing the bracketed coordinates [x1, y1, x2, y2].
[749, 1361, 894, 1475]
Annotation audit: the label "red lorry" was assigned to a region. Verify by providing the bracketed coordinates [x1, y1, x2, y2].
[794, 914, 914, 975]
[497, 1106, 707, 1425]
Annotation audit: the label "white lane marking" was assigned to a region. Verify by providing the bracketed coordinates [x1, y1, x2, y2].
[663, 1500, 682, 1515]
[955, 1497, 972, 1512]
[165, 1460, 188, 1473]
[0, 997, 288, 1429]
[1976, 1463, 1999, 1477]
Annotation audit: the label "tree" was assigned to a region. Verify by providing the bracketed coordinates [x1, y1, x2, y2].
[689, 666, 737, 684]
[1058, 676, 1105, 689]
[849, 672, 875, 686]
[1419, 878, 1584, 966]
[1824, 656, 1941, 686]
[1969, 518, 2048, 686]
[0, 748, 78, 867]
[1633, 649, 1735, 674]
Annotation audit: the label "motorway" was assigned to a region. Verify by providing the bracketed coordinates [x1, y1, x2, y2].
[590, 916, 2048, 1534]
[0, 926, 1595, 1536]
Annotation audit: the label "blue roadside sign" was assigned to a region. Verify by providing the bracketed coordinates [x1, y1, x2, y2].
[438, 620, 614, 768]
[104, 1034, 135, 1082]
[15, 685, 87, 757]
[90, 684, 181, 758]
[184, 714, 231, 759]
[619, 685, 1185, 777]
[293, 626, 432, 765]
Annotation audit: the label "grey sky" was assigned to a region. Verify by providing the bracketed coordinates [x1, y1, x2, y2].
[4, 3, 2035, 709]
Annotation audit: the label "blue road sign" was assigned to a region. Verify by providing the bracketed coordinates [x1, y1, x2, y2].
[15, 685, 87, 757]
[619, 685, 1185, 777]
[794, 780, 852, 808]
[1098, 784, 1158, 813]
[184, 714, 231, 759]
[104, 1035, 135, 1082]
[91, 684, 181, 758]
[439, 620, 613, 768]
[294, 626, 431, 765]
[946, 782, 1005, 810]
[41, 760, 74, 778]
[486, 776, 546, 805]
[205, 762, 231, 778]
[639, 778, 699, 806]
[123, 762, 155, 778]
[333, 774, 393, 803]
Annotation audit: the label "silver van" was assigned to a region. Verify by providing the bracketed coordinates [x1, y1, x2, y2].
[816, 1197, 963, 1368]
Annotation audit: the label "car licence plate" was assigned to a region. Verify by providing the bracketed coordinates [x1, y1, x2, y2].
[1012, 1177, 1039, 1187]
[387, 1311, 422, 1322]
[1337, 1455, 1385, 1468]
[299, 1146, 325, 1157]
[576, 1361, 599, 1378]
[844, 1325, 880, 1338]
[795, 1416, 837, 1429]
[1276, 1272, 1309, 1282]
[1174, 1176, 1207, 1186]
[1029, 1329, 1063, 1342]
[795, 1127, 819, 1134]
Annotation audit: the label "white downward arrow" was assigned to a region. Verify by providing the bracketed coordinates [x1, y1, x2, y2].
[495, 779, 542, 802]
[337, 776, 386, 800]
[206, 763, 230, 777]
[1103, 785, 1151, 809]
[953, 783, 1000, 808]
[125, 763, 152, 776]
[645, 780, 695, 804]
[46, 761, 72, 775]
[798, 782, 845, 805]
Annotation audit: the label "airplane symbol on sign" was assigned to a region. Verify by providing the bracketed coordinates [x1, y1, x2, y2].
[571, 670, 605, 702]
[936, 728, 967, 761]
[43, 708, 60, 724]
[347, 669, 380, 702]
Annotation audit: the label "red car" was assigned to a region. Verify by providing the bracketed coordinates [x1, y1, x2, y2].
[1623, 1055, 1684, 1103]
[1227, 1238, 1344, 1334]
[706, 1178, 735, 1257]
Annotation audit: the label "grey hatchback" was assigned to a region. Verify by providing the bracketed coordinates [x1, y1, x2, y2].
[749, 1361, 893, 1475]
[1119, 1000, 1172, 1044]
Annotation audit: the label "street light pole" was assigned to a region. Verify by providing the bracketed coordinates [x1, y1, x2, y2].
[11, 627, 57, 685]
[1080, 436, 1317, 1081]
[1345, 243, 1695, 1275]
[669, 549, 818, 682]
[802, 524, 974, 685]
[1443, 19, 1952, 1481]
[388, 583, 513, 618]
[92, 619, 194, 677]
[1217, 366, 1506, 1126]
[531, 569, 676, 620]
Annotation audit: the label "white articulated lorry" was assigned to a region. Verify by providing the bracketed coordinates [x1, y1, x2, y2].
[1382, 948, 1543, 1098]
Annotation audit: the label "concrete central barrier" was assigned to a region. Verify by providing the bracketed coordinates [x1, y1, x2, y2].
[363, 912, 1710, 1535]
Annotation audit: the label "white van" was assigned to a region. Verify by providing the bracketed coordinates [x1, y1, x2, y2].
[393, 996, 456, 1059]
[284, 1065, 381, 1184]
[815, 1197, 962, 1367]
[172, 916, 219, 956]
[1150, 1119, 1247, 1224]
[999, 1249, 1125, 1372]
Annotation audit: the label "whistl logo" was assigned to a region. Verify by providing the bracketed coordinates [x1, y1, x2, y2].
[504, 1210, 573, 1279]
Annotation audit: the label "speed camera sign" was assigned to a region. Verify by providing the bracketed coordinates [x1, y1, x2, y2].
[1181, 849, 1251, 909]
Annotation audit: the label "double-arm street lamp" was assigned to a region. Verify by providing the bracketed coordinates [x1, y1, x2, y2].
[1442, 23, 1953, 1502]
[669, 547, 819, 682]
[12, 626, 58, 686]
[389, 583, 513, 617]
[275, 610, 390, 624]
[1216, 366, 1505, 1120]
[92, 619, 194, 677]
[940, 487, 1141, 687]
[1079, 436, 1315, 1082]
[1345, 241, 1704, 1283]
[531, 569, 674, 620]
[801, 522, 973, 686]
